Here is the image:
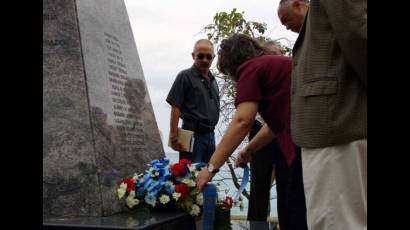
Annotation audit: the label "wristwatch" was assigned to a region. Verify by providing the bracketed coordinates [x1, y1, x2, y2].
[206, 163, 219, 174]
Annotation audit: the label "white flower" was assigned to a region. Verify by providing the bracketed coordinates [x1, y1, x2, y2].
[132, 173, 138, 180]
[172, 192, 181, 201]
[189, 204, 201, 216]
[129, 190, 136, 198]
[188, 165, 196, 172]
[189, 180, 197, 187]
[196, 193, 204, 206]
[117, 182, 127, 199]
[182, 179, 196, 188]
[159, 194, 170, 204]
[126, 191, 139, 208]
[147, 168, 154, 175]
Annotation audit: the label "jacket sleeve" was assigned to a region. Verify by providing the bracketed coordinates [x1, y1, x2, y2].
[320, 0, 367, 87]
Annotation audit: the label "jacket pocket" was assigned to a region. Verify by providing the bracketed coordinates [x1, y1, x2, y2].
[297, 78, 337, 97]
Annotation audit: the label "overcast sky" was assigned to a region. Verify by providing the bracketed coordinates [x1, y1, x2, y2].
[123, 0, 299, 154]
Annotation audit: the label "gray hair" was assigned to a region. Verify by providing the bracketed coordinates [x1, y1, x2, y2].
[279, 0, 309, 5]
[193, 39, 214, 52]
[264, 40, 281, 47]
[263, 40, 283, 55]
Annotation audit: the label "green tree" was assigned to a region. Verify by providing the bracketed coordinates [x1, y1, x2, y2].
[204, 8, 268, 45]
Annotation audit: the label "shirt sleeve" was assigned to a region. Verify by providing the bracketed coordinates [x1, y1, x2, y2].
[166, 72, 188, 108]
[234, 63, 262, 107]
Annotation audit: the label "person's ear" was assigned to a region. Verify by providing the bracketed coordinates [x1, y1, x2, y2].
[192, 52, 195, 60]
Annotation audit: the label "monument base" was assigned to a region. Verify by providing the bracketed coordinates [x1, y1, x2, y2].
[43, 211, 196, 230]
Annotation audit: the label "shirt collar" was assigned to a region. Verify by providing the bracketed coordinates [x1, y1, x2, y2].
[191, 64, 215, 81]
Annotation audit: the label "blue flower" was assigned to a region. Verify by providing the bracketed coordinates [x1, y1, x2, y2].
[136, 179, 143, 187]
[145, 192, 157, 207]
[160, 158, 170, 165]
[136, 187, 145, 198]
[164, 181, 175, 194]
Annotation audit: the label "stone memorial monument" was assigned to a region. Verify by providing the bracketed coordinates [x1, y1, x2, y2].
[43, 0, 164, 218]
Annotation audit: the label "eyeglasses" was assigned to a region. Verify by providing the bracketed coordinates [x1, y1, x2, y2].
[196, 53, 214, 60]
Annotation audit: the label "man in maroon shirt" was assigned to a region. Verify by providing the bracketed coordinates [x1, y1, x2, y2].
[196, 34, 307, 230]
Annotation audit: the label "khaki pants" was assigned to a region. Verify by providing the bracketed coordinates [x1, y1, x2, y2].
[302, 139, 367, 230]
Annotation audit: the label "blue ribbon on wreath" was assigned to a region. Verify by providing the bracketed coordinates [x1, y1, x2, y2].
[233, 165, 249, 202]
[139, 159, 172, 196]
[203, 183, 217, 230]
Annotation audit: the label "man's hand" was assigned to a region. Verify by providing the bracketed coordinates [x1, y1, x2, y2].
[196, 167, 213, 192]
[235, 148, 252, 168]
[169, 106, 183, 151]
[169, 135, 184, 151]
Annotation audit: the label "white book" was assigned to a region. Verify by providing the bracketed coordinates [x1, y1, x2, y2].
[168, 128, 195, 152]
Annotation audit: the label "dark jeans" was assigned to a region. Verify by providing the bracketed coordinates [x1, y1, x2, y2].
[247, 122, 308, 230]
[180, 131, 215, 163]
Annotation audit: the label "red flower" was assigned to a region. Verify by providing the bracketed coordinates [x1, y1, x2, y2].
[171, 159, 192, 177]
[225, 196, 233, 208]
[174, 183, 190, 199]
[171, 163, 186, 177]
[123, 176, 135, 193]
[221, 196, 233, 209]
[179, 159, 192, 166]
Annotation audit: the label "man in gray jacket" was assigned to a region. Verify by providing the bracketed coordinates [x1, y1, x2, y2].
[290, 0, 367, 229]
